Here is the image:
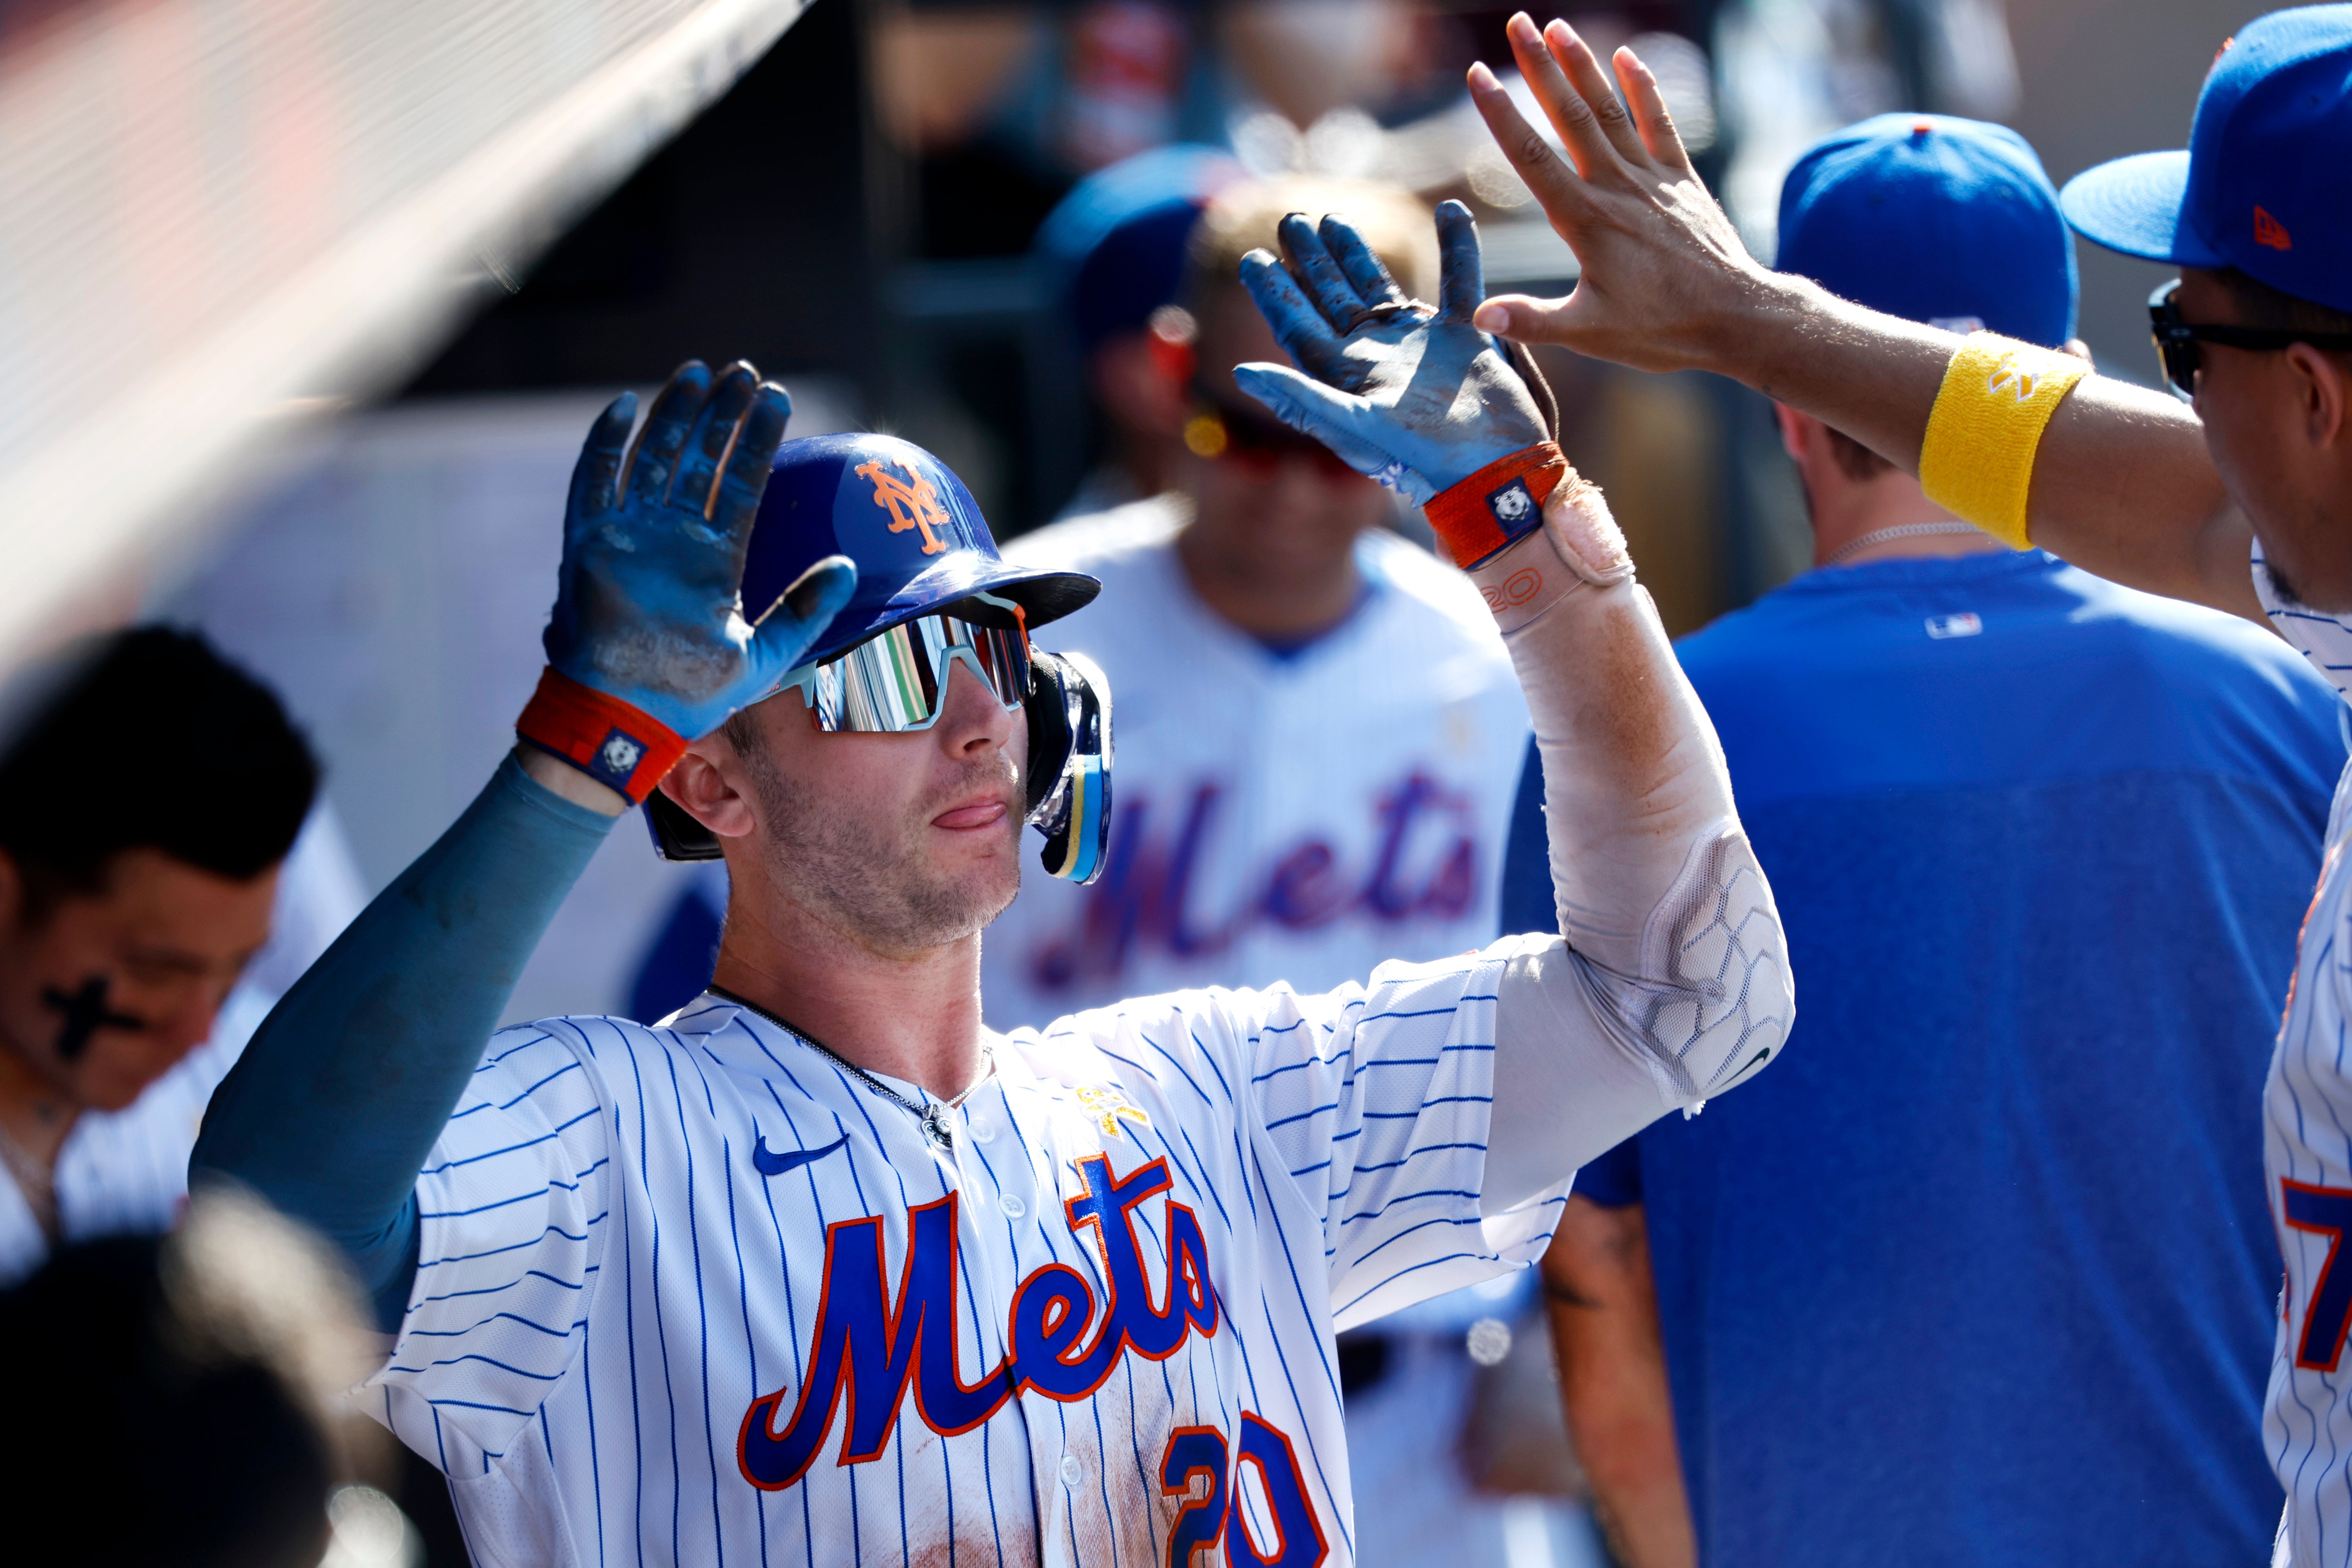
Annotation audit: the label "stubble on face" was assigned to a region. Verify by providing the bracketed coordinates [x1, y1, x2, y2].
[735, 736, 1023, 955]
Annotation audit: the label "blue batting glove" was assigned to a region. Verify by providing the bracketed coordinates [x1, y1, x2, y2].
[541, 360, 855, 746]
[1233, 202, 1548, 505]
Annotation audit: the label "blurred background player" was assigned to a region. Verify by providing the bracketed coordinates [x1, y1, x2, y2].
[1033, 141, 1245, 519]
[985, 173, 1531, 1022]
[989, 174, 1582, 1566]
[0, 1186, 387, 1568]
[0, 628, 358, 1286]
[1509, 114, 2344, 1568]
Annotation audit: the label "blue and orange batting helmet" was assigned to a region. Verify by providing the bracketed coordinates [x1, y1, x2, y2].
[646, 432, 1112, 884]
[740, 432, 1099, 666]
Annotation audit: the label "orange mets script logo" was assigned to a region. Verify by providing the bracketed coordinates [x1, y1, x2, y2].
[857, 458, 951, 555]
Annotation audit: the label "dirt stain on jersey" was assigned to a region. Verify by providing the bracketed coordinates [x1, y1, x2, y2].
[906, 1531, 1044, 1568]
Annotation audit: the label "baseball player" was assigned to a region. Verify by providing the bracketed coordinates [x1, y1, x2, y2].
[1448, 7, 2352, 1561]
[0, 628, 329, 1285]
[985, 173, 1533, 1034]
[1031, 142, 1244, 521]
[194, 209, 1791, 1567]
[1521, 113, 2345, 1568]
[989, 171, 1552, 1566]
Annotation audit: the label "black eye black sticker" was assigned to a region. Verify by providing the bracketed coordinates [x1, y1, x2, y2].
[42, 975, 147, 1062]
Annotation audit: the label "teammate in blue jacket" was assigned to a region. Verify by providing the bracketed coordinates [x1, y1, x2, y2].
[192, 210, 1791, 1566]
[1507, 113, 2345, 1568]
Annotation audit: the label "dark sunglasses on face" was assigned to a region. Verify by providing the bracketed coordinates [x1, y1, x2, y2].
[1182, 387, 1361, 482]
[2149, 278, 2352, 398]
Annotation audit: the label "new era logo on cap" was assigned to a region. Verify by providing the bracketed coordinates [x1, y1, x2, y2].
[2057, 9, 2352, 314]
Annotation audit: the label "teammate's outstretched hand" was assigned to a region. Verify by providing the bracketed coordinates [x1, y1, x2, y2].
[1234, 201, 1548, 507]
[1464, 13, 1765, 374]
[544, 361, 854, 744]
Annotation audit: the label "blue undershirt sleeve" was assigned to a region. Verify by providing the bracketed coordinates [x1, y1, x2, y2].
[190, 754, 620, 1326]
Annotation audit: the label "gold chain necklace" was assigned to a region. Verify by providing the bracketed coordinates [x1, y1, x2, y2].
[1822, 521, 1986, 567]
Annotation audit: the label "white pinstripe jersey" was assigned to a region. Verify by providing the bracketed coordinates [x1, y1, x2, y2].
[363, 941, 1569, 1568]
[2254, 542, 2352, 1567]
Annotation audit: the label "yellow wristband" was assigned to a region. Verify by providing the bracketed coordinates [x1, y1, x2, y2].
[1917, 332, 2089, 550]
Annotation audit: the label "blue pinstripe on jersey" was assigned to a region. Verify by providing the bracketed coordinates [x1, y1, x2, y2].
[2251, 545, 2352, 1568]
[364, 944, 1565, 1566]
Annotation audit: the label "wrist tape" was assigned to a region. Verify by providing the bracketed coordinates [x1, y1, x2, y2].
[1467, 471, 1634, 636]
[515, 668, 688, 804]
[1918, 332, 2089, 551]
[1423, 442, 1570, 568]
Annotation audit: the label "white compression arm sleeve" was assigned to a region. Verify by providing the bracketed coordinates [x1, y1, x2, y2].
[1472, 475, 1793, 1219]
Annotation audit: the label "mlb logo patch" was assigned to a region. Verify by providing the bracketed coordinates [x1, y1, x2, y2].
[1486, 476, 1539, 532]
[1924, 613, 1982, 640]
[590, 727, 647, 788]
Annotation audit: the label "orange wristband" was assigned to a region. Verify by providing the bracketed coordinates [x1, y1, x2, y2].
[1421, 443, 1569, 567]
[515, 668, 688, 804]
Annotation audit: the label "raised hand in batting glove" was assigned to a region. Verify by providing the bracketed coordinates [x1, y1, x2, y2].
[1234, 200, 1566, 568]
[521, 360, 855, 803]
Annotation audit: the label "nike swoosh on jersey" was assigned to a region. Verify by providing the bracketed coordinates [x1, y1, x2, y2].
[753, 1133, 848, 1178]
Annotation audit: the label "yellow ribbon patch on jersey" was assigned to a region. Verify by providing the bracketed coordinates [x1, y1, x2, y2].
[1076, 1085, 1151, 1140]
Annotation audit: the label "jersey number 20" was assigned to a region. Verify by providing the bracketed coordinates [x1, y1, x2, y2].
[1159, 1414, 1327, 1567]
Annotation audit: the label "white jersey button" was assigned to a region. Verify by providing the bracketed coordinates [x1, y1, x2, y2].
[999, 1193, 1026, 1218]
[1059, 1454, 1083, 1488]
[968, 1115, 995, 1145]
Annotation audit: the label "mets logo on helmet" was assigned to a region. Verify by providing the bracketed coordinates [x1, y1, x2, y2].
[857, 457, 951, 555]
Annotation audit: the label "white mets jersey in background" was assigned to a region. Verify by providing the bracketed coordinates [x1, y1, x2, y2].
[363, 950, 1568, 1568]
[982, 497, 1532, 1032]
[2255, 541, 2352, 1567]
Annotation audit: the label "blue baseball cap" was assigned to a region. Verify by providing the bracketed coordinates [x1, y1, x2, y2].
[1032, 143, 1243, 352]
[742, 433, 1097, 667]
[2061, 6, 2352, 313]
[1777, 113, 2078, 347]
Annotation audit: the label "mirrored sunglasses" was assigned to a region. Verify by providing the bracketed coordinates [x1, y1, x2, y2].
[784, 609, 1032, 733]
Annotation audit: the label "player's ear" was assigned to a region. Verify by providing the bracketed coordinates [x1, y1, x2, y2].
[2287, 340, 2350, 450]
[660, 743, 759, 842]
[1772, 402, 1811, 464]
